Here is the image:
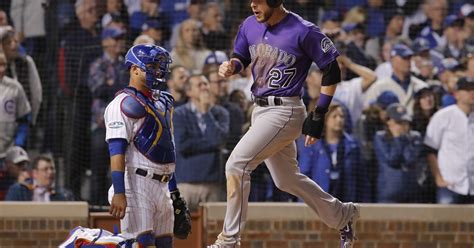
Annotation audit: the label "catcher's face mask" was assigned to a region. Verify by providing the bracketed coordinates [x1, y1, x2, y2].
[143, 52, 171, 89]
[125, 44, 172, 90]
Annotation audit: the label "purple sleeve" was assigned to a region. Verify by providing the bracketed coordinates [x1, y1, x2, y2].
[233, 23, 251, 62]
[301, 26, 339, 69]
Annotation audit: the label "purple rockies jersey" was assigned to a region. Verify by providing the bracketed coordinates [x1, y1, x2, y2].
[234, 12, 339, 97]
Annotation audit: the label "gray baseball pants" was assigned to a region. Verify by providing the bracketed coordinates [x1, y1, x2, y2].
[214, 97, 357, 246]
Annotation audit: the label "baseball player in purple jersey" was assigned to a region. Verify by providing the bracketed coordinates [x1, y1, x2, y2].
[208, 1, 360, 248]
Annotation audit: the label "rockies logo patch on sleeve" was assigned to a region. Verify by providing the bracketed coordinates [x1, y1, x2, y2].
[321, 37, 334, 53]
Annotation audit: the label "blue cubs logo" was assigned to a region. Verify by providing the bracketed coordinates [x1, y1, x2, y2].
[4, 99, 15, 115]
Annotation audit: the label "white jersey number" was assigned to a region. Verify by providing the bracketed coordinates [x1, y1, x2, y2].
[268, 68, 297, 89]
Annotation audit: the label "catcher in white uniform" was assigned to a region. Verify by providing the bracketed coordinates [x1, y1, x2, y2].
[104, 44, 190, 247]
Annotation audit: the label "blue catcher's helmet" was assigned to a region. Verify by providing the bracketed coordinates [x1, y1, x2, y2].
[125, 44, 172, 89]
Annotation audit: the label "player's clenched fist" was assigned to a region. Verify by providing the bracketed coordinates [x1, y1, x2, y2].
[219, 60, 236, 78]
[110, 193, 127, 219]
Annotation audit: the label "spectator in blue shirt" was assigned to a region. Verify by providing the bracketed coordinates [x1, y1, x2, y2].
[356, 91, 400, 202]
[298, 104, 370, 203]
[365, 0, 386, 38]
[6, 154, 74, 201]
[375, 103, 424, 203]
[174, 74, 229, 211]
[141, 18, 168, 48]
[205, 67, 244, 154]
[129, 0, 167, 39]
[440, 15, 466, 59]
[417, 0, 448, 49]
[160, 0, 194, 27]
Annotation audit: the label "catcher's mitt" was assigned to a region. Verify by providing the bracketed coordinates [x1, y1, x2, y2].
[170, 190, 192, 239]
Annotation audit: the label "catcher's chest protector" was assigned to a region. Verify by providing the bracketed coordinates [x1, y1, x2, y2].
[120, 87, 176, 164]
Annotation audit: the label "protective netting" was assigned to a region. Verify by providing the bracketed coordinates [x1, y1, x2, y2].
[0, 0, 473, 208]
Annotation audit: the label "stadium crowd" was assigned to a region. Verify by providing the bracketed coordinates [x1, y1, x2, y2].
[0, 0, 473, 208]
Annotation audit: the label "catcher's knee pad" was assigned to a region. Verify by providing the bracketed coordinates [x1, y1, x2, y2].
[155, 235, 173, 248]
[136, 231, 155, 247]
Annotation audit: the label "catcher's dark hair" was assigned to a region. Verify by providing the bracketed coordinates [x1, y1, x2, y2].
[32, 154, 54, 170]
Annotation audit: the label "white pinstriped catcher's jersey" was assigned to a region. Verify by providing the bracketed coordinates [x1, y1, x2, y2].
[104, 91, 175, 175]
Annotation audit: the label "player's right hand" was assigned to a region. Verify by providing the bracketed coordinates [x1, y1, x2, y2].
[218, 61, 235, 78]
[110, 193, 127, 219]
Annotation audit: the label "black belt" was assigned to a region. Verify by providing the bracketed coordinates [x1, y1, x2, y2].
[135, 168, 171, 183]
[254, 96, 283, 107]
